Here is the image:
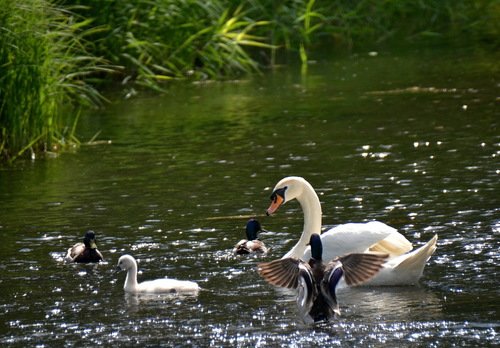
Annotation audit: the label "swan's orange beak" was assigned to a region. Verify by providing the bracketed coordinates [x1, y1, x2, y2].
[266, 194, 284, 216]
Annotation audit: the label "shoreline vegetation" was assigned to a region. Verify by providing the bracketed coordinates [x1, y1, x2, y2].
[1, 0, 498, 163]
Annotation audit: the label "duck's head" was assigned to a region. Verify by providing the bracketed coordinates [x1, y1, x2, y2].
[117, 254, 136, 271]
[309, 233, 323, 260]
[266, 176, 305, 215]
[245, 219, 263, 241]
[83, 231, 98, 249]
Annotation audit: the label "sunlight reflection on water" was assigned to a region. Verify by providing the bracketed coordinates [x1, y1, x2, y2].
[1, 49, 499, 346]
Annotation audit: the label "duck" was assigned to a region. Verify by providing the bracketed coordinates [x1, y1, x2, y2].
[116, 254, 200, 294]
[258, 234, 388, 323]
[266, 176, 438, 286]
[65, 230, 104, 263]
[233, 219, 269, 255]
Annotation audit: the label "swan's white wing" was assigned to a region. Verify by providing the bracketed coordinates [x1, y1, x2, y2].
[369, 229, 413, 257]
[363, 234, 438, 286]
[302, 221, 411, 261]
[136, 278, 200, 294]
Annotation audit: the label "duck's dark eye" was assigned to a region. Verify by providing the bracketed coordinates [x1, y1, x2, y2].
[270, 186, 287, 203]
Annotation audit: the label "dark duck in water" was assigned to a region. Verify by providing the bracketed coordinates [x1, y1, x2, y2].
[65, 231, 104, 263]
[258, 233, 387, 323]
[233, 219, 268, 255]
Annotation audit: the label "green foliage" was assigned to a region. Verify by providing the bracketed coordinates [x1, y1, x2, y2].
[0, 0, 109, 162]
[316, 0, 500, 47]
[65, 1, 275, 90]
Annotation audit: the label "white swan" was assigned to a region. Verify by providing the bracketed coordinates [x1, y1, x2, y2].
[266, 176, 438, 286]
[116, 254, 200, 294]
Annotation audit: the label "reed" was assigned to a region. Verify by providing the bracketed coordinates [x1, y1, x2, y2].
[65, 1, 274, 91]
[0, 0, 110, 162]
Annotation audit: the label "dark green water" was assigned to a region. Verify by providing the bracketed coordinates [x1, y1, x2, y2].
[0, 48, 498, 346]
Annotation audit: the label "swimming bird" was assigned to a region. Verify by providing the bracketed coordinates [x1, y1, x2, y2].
[258, 234, 388, 323]
[266, 176, 437, 286]
[116, 254, 200, 294]
[65, 230, 104, 263]
[233, 219, 268, 255]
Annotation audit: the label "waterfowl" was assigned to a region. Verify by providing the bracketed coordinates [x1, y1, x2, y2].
[258, 234, 388, 323]
[116, 254, 200, 294]
[266, 176, 438, 286]
[233, 219, 269, 255]
[65, 230, 104, 263]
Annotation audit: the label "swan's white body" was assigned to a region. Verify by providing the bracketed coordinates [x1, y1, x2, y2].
[267, 176, 437, 286]
[117, 255, 200, 294]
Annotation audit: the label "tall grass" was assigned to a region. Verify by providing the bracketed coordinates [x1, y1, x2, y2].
[65, 1, 274, 91]
[0, 0, 110, 162]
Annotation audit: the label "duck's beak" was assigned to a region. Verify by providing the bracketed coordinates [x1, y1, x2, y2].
[266, 194, 284, 216]
[90, 239, 98, 249]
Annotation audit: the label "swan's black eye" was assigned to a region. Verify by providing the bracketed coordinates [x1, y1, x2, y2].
[270, 186, 287, 203]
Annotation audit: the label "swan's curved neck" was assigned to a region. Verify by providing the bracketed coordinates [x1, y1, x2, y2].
[124, 262, 139, 292]
[283, 180, 322, 260]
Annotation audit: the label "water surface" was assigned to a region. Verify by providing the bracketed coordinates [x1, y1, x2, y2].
[0, 47, 498, 346]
